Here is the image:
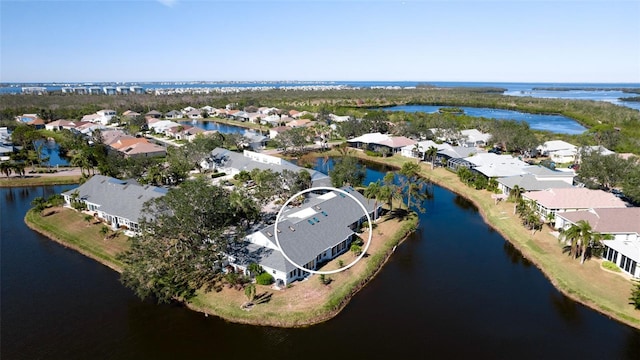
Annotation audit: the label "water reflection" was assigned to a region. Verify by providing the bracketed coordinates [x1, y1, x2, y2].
[550, 292, 582, 326]
[453, 194, 478, 212]
[502, 241, 532, 267]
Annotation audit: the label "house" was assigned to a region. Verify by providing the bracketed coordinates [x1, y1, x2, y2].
[97, 109, 117, 124]
[186, 109, 202, 119]
[555, 208, 640, 278]
[227, 186, 382, 286]
[522, 188, 628, 226]
[400, 140, 453, 159]
[165, 110, 183, 120]
[110, 138, 167, 158]
[122, 110, 141, 118]
[347, 132, 416, 154]
[62, 175, 168, 233]
[202, 148, 331, 187]
[262, 114, 282, 127]
[269, 126, 290, 139]
[148, 120, 181, 134]
[88, 86, 102, 95]
[182, 106, 197, 114]
[116, 86, 130, 95]
[497, 165, 575, 196]
[45, 120, 76, 131]
[102, 86, 116, 95]
[538, 140, 578, 164]
[81, 114, 103, 123]
[27, 118, 45, 129]
[460, 129, 492, 148]
[464, 153, 530, 179]
[286, 119, 313, 128]
[146, 110, 163, 119]
[243, 131, 268, 151]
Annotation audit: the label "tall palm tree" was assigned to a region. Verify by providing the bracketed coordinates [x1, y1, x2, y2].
[364, 180, 382, 220]
[510, 185, 523, 214]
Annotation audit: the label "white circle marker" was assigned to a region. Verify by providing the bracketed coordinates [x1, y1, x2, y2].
[274, 186, 373, 275]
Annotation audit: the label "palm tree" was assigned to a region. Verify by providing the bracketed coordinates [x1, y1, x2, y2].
[364, 180, 382, 220]
[412, 143, 422, 160]
[560, 220, 610, 264]
[510, 185, 523, 214]
[425, 146, 438, 169]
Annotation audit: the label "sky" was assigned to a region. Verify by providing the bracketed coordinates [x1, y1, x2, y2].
[1, 0, 639, 83]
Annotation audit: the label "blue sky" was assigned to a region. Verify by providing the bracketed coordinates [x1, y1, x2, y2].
[1, 0, 639, 83]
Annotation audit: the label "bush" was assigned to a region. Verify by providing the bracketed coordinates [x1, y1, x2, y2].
[364, 149, 382, 157]
[630, 281, 640, 310]
[602, 261, 621, 272]
[256, 272, 274, 285]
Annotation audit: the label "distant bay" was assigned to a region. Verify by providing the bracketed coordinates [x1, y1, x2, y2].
[381, 105, 588, 135]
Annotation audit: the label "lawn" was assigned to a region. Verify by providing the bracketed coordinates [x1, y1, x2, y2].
[25, 207, 129, 271]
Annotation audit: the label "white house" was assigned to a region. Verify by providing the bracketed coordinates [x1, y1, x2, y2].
[497, 165, 575, 196]
[460, 129, 492, 147]
[556, 208, 640, 278]
[464, 153, 529, 178]
[347, 132, 416, 154]
[227, 187, 381, 286]
[148, 120, 181, 134]
[400, 140, 453, 159]
[538, 140, 578, 164]
[62, 175, 168, 233]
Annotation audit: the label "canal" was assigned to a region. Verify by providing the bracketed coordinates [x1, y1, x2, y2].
[1, 162, 639, 359]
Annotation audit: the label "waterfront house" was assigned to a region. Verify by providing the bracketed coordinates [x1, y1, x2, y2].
[497, 165, 575, 196]
[148, 120, 181, 134]
[62, 175, 168, 233]
[555, 208, 640, 278]
[227, 186, 381, 286]
[522, 188, 627, 227]
[347, 132, 416, 155]
[186, 109, 202, 119]
[400, 140, 453, 159]
[463, 153, 530, 179]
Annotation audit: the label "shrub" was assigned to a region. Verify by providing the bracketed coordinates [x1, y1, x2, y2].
[364, 149, 382, 157]
[602, 261, 621, 272]
[630, 281, 640, 310]
[256, 272, 274, 285]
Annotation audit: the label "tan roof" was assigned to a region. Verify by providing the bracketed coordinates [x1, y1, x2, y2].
[523, 188, 627, 210]
[28, 118, 45, 125]
[380, 136, 416, 148]
[122, 141, 166, 156]
[558, 208, 640, 234]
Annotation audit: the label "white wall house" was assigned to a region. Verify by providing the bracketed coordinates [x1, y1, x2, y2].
[556, 208, 640, 278]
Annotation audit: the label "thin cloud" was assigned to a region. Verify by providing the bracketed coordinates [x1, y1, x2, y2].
[157, 0, 178, 7]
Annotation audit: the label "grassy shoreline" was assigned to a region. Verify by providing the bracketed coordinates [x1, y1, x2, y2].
[24, 202, 418, 328]
[322, 149, 640, 330]
[0, 175, 82, 187]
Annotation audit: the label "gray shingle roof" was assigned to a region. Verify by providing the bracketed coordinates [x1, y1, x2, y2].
[209, 148, 330, 186]
[497, 174, 574, 191]
[63, 175, 167, 223]
[254, 187, 377, 270]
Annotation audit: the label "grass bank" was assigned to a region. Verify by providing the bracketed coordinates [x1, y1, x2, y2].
[24, 207, 128, 272]
[25, 202, 418, 328]
[327, 149, 640, 330]
[0, 175, 82, 187]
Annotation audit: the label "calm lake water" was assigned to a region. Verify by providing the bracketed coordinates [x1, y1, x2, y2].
[34, 139, 70, 167]
[2, 162, 639, 359]
[382, 105, 587, 135]
[177, 120, 257, 135]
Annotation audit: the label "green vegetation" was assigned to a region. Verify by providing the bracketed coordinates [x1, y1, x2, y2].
[630, 281, 640, 310]
[602, 261, 622, 272]
[118, 178, 260, 303]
